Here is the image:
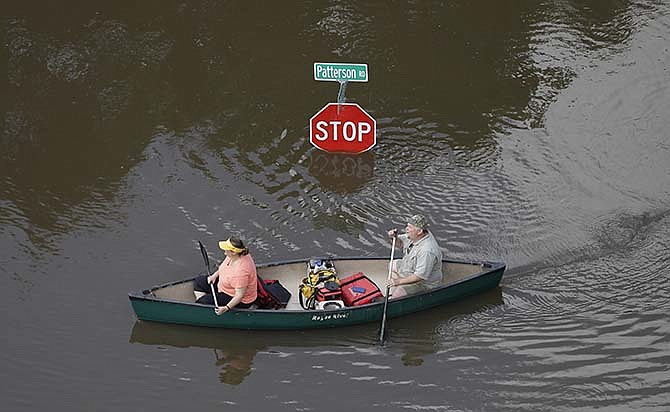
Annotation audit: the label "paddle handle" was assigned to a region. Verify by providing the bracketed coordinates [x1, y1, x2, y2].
[379, 235, 397, 344]
[198, 241, 220, 308]
[386, 235, 397, 283]
[210, 282, 220, 308]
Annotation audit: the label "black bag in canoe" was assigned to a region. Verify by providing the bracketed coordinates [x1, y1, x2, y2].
[256, 276, 291, 309]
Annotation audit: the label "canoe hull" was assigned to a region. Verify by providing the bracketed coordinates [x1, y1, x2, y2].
[129, 257, 504, 330]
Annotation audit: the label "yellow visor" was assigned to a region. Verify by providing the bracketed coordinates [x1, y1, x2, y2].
[219, 238, 244, 253]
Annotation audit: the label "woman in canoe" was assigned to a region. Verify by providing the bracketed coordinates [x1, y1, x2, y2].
[193, 237, 258, 315]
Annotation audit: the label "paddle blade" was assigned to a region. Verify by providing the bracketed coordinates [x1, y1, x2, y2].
[378, 325, 387, 345]
[198, 241, 210, 273]
[378, 284, 392, 345]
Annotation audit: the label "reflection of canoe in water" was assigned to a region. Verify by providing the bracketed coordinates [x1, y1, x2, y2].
[128, 257, 505, 330]
[129, 288, 504, 385]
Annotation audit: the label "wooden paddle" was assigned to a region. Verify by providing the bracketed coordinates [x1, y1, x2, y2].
[198, 241, 219, 308]
[379, 233, 397, 344]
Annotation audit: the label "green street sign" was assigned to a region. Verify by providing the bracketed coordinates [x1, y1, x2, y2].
[314, 62, 368, 82]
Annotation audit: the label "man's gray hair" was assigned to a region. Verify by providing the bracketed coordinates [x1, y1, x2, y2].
[408, 214, 429, 230]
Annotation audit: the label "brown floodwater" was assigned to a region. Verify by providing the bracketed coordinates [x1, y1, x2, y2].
[2, 1, 669, 411]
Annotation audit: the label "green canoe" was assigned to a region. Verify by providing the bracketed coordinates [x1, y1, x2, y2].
[128, 256, 505, 330]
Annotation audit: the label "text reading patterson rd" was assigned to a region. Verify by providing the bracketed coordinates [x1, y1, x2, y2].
[314, 62, 368, 82]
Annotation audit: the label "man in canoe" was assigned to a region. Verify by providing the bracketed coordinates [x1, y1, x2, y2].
[387, 214, 443, 297]
[193, 236, 258, 315]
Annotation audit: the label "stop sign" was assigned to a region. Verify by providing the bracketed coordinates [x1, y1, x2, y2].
[309, 103, 376, 154]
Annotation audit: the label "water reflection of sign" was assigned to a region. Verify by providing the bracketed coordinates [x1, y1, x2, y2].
[313, 62, 368, 82]
[308, 151, 374, 192]
[309, 103, 376, 154]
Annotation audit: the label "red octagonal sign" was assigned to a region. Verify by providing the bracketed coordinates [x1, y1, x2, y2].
[310, 103, 376, 154]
